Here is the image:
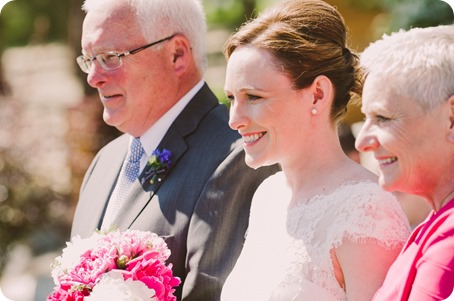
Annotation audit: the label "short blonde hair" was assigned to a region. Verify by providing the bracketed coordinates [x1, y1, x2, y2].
[361, 25, 454, 110]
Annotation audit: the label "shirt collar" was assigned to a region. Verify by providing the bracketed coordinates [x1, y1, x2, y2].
[134, 80, 204, 166]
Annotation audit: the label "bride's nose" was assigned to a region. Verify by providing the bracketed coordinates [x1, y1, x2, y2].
[229, 101, 249, 131]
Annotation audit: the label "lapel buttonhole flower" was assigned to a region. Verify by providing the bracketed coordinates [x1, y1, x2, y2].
[142, 148, 172, 185]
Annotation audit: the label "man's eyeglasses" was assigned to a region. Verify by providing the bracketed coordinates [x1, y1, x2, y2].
[76, 34, 176, 74]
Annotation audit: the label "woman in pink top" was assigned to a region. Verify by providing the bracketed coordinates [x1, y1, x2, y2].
[355, 25, 454, 300]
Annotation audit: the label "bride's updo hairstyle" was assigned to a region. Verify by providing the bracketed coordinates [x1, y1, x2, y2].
[224, 0, 362, 124]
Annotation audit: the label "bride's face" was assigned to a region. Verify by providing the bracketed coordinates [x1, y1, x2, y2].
[225, 46, 308, 169]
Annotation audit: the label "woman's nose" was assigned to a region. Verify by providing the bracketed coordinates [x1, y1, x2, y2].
[228, 101, 248, 131]
[354, 121, 379, 152]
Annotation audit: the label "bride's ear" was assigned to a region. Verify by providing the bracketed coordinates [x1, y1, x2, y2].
[307, 75, 334, 115]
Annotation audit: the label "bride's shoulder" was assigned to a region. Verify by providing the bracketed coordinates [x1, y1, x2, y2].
[337, 180, 393, 201]
[332, 162, 392, 202]
[330, 180, 399, 212]
[326, 181, 410, 248]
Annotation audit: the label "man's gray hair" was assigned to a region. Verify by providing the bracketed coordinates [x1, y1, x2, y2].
[82, 0, 208, 73]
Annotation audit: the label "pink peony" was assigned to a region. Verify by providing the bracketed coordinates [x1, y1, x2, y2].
[47, 285, 89, 301]
[124, 250, 181, 301]
[48, 229, 180, 301]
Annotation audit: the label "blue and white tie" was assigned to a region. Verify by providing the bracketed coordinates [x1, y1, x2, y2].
[102, 137, 144, 229]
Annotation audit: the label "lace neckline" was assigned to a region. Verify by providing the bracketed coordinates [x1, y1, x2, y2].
[289, 180, 376, 209]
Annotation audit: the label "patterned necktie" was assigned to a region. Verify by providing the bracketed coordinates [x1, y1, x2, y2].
[102, 137, 144, 230]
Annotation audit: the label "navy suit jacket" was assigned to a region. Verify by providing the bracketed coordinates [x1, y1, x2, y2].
[70, 84, 279, 300]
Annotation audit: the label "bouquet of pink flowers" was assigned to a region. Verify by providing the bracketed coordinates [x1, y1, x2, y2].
[48, 229, 180, 301]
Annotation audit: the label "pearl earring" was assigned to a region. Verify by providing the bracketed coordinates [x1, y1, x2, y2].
[311, 108, 318, 115]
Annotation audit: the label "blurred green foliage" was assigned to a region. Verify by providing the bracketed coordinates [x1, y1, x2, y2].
[204, 1, 253, 29]
[0, 0, 70, 50]
[384, 0, 453, 30]
[1, 0, 452, 51]
[346, 0, 453, 31]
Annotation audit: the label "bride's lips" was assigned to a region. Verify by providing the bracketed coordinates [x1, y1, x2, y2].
[242, 132, 266, 145]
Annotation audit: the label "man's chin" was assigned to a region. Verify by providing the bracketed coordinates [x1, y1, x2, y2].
[103, 114, 123, 128]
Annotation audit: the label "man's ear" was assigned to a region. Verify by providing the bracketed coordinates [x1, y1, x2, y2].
[447, 94, 454, 143]
[307, 75, 334, 115]
[169, 34, 191, 75]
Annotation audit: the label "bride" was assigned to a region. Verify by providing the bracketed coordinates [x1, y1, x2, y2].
[221, 0, 411, 300]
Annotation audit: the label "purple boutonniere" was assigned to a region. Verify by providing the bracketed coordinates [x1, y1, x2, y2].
[142, 148, 172, 185]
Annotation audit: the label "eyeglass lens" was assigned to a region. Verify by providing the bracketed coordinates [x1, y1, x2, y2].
[76, 34, 175, 74]
[77, 53, 122, 73]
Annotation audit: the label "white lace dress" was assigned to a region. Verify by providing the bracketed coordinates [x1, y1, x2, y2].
[221, 172, 410, 301]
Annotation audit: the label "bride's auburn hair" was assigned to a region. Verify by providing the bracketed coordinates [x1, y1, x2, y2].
[224, 0, 363, 123]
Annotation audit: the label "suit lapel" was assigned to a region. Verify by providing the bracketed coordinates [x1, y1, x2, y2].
[114, 83, 219, 229]
[115, 127, 188, 229]
[76, 135, 128, 235]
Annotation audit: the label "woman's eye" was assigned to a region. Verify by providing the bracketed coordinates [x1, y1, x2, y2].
[225, 93, 262, 103]
[225, 94, 234, 103]
[247, 94, 261, 101]
[376, 115, 390, 122]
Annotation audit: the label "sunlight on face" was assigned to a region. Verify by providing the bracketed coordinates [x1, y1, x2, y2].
[225, 46, 307, 169]
[82, 5, 171, 137]
[356, 74, 446, 195]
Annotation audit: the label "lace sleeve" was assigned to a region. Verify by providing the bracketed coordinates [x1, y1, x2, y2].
[327, 182, 411, 250]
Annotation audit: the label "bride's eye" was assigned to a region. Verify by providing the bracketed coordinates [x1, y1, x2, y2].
[247, 94, 261, 101]
[225, 94, 234, 103]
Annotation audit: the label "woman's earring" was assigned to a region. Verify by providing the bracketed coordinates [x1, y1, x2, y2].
[311, 108, 318, 115]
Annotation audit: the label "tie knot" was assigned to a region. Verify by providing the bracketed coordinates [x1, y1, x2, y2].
[129, 138, 144, 163]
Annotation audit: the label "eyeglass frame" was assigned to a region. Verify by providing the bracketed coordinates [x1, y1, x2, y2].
[76, 34, 176, 74]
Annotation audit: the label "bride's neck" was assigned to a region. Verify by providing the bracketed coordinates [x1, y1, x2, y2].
[283, 154, 360, 204]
